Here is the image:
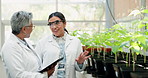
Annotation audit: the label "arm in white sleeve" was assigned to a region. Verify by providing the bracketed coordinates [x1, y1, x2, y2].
[2, 45, 48, 78]
[74, 39, 86, 72]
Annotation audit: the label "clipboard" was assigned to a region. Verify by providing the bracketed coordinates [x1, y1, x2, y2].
[39, 57, 64, 73]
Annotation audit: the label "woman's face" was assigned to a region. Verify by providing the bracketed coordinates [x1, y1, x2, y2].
[48, 16, 66, 37]
[24, 22, 34, 38]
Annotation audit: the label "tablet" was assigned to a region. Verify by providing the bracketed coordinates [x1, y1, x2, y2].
[39, 57, 64, 73]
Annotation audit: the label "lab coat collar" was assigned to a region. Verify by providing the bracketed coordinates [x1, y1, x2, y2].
[48, 35, 59, 48]
[9, 33, 33, 51]
[52, 32, 67, 41]
[9, 33, 42, 69]
[48, 33, 73, 48]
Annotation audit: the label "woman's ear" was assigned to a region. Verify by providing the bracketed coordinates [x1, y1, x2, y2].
[21, 27, 26, 34]
[63, 22, 66, 28]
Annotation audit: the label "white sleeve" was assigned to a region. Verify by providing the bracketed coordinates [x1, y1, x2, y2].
[1, 45, 48, 78]
[74, 39, 86, 72]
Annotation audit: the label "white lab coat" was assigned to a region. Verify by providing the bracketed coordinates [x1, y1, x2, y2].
[1, 34, 48, 78]
[35, 34, 86, 78]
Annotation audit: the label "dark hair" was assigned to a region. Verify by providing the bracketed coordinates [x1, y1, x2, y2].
[48, 12, 69, 34]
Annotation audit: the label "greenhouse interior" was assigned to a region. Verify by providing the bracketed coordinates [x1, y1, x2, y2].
[0, 0, 148, 78]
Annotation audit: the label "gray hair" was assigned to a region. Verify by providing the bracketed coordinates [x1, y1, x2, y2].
[11, 11, 33, 35]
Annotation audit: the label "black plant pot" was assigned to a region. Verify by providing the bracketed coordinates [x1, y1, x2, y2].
[113, 63, 147, 78]
[95, 59, 106, 77]
[103, 61, 117, 78]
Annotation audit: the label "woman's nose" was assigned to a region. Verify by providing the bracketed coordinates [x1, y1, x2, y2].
[51, 24, 58, 28]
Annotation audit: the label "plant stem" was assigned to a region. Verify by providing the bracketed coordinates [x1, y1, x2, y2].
[144, 50, 146, 63]
[97, 47, 100, 58]
[103, 47, 106, 61]
[126, 53, 128, 67]
[133, 52, 135, 71]
[144, 55, 146, 63]
[115, 53, 117, 63]
[129, 50, 131, 67]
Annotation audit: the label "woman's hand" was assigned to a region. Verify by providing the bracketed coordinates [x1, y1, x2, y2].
[75, 51, 91, 64]
[47, 64, 57, 77]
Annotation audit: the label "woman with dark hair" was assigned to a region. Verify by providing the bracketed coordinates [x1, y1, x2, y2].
[35, 12, 90, 78]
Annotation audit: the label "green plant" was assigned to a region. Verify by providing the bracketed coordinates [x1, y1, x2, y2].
[107, 24, 130, 63]
[91, 32, 109, 59]
[124, 9, 148, 71]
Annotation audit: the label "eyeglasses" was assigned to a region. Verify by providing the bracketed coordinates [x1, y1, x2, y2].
[25, 25, 35, 30]
[47, 20, 63, 27]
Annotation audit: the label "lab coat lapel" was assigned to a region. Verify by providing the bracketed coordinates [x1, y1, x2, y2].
[18, 39, 42, 67]
[10, 34, 42, 69]
[26, 41, 42, 66]
[48, 36, 59, 48]
[65, 35, 73, 49]
[18, 41, 31, 51]
[25, 40, 34, 51]
[9, 34, 30, 51]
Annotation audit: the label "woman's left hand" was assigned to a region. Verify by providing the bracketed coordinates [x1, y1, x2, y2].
[75, 51, 91, 64]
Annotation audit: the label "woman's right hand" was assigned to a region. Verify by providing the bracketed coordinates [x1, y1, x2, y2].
[47, 67, 55, 77]
[47, 63, 57, 77]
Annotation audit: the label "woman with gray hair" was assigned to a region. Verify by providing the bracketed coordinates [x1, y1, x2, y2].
[1, 11, 55, 78]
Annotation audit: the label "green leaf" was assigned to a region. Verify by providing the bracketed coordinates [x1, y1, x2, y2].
[119, 41, 129, 48]
[112, 45, 120, 54]
[131, 42, 141, 51]
[141, 9, 148, 13]
[138, 24, 146, 28]
[136, 35, 146, 45]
